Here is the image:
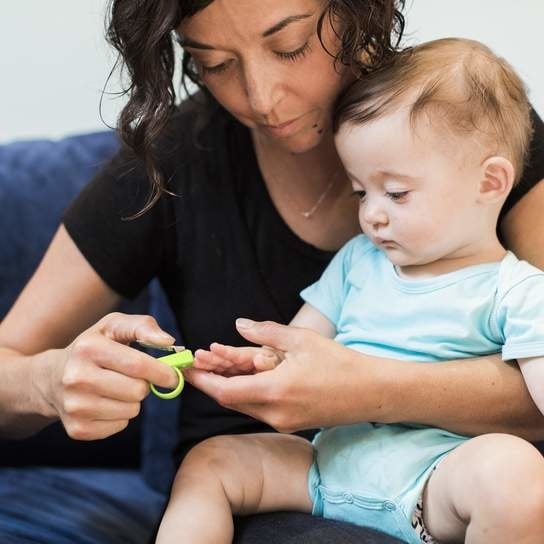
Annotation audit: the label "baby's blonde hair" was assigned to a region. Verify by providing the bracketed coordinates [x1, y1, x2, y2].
[335, 38, 533, 184]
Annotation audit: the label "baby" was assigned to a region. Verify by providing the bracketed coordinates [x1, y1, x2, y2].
[156, 38, 544, 544]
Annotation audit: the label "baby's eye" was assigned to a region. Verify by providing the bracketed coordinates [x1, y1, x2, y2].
[386, 191, 409, 202]
[352, 190, 366, 201]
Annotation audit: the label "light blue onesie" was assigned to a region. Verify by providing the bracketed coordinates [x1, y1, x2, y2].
[301, 234, 544, 544]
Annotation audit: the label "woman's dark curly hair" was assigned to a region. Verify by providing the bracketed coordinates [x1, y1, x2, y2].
[106, 0, 405, 215]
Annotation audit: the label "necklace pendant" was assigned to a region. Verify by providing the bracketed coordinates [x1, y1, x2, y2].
[289, 171, 339, 220]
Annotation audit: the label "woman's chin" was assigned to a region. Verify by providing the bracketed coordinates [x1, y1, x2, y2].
[263, 128, 331, 155]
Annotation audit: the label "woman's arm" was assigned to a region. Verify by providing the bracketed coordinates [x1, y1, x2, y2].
[0, 226, 178, 439]
[501, 179, 544, 269]
[185, 317, 544, 441]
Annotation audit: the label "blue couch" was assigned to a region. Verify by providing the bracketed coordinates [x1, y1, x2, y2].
[0, 132, 402, 543]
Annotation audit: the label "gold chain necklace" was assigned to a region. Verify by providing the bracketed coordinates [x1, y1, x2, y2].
[298, 174, 337, 219]
[254, 135, 341, 220]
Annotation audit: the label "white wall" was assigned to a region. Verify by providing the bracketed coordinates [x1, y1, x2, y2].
[1, 1, 542, 142]
[0, 1, 121, 142]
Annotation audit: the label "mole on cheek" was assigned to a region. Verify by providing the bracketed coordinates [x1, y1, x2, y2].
[317, 129, 323, 134]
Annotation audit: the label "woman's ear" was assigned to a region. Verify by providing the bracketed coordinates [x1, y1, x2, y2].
[478, 156, 515, 204]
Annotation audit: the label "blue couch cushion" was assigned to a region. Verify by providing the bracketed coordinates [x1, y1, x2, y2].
[0, 132, 121, 315]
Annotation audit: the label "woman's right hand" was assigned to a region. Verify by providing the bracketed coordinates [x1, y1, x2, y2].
[35, 312, 180, 440]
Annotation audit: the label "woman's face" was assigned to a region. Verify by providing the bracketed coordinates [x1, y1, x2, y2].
[178, 0, 350, 154]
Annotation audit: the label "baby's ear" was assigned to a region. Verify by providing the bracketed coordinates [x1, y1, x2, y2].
[478, 156, 515, 204]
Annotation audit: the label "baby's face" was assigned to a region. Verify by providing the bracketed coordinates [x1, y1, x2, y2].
[335, 106, 487, 269]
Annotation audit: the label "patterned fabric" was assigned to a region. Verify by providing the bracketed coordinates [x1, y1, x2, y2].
[411, 494, 438, 543]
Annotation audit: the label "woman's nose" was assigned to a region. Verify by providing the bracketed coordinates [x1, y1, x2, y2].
[244, 62, 284, 117]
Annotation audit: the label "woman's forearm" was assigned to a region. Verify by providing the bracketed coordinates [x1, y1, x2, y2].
[0, 348, 59, 439]
[184, 319, 544, 439]
[376, 353, 544, 440]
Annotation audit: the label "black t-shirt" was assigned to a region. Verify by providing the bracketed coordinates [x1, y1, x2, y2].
[64, 99, 333, 458]
[63, 98, 544, 459]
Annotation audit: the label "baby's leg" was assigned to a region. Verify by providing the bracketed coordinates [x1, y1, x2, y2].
[422, 433, 544, 543]
[155, 433, 313, 544]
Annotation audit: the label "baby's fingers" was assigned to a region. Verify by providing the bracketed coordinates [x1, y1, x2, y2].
[209, 343, 256, 364]
[193, 349, 235, 374]
[210, 343, 264, 369]
[253, 352, 280, 372]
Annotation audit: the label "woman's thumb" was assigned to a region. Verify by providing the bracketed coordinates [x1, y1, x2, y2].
[235, 318, 292, 352]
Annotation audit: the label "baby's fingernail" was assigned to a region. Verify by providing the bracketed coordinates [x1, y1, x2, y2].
[236, 318, 255, 329]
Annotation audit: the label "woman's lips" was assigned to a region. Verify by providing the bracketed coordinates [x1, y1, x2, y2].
[260, 114, 304, 137]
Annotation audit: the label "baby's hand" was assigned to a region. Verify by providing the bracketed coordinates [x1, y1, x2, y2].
[193, 343, 282, 376]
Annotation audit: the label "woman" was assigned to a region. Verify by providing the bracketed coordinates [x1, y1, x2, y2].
[1, 1, 543, 542]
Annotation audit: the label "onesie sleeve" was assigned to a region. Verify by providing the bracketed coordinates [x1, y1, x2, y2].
[300, 235, 366, 326]
[495, 260, 544, 361]
[62, 145, 174, 299]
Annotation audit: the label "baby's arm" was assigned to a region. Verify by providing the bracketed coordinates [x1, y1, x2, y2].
[289, 302, 337, 337]
[518, 357, 544, 415]
[498, 270, 544, 417]
[193, 304, 335, 375]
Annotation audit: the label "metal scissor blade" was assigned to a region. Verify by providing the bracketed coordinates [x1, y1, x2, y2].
[136, 340, 186, 353]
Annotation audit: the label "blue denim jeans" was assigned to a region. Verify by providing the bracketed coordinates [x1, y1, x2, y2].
[0, 467, 404, 543]
[0, 467, 166, 543]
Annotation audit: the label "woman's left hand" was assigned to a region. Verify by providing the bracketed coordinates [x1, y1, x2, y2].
[184, 318, 388, 433]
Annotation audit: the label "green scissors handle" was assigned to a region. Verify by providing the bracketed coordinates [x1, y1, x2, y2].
[150, 350, 194, 400]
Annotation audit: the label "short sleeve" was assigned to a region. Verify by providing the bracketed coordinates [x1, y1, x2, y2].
[300, 236, 363, 325]
[496, 266, 544, 360]
[62, 145, 174, 299]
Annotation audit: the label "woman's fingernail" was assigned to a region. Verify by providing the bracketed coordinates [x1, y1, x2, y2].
[236, 318, 255, 329]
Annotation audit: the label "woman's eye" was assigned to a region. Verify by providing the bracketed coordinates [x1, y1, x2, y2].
[386, 191, 409, 202]
[200, 59, 232, 75]
[275, 42, 311, 61]
[198, 41, 311, 75]
[352, 190, 366, 201]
